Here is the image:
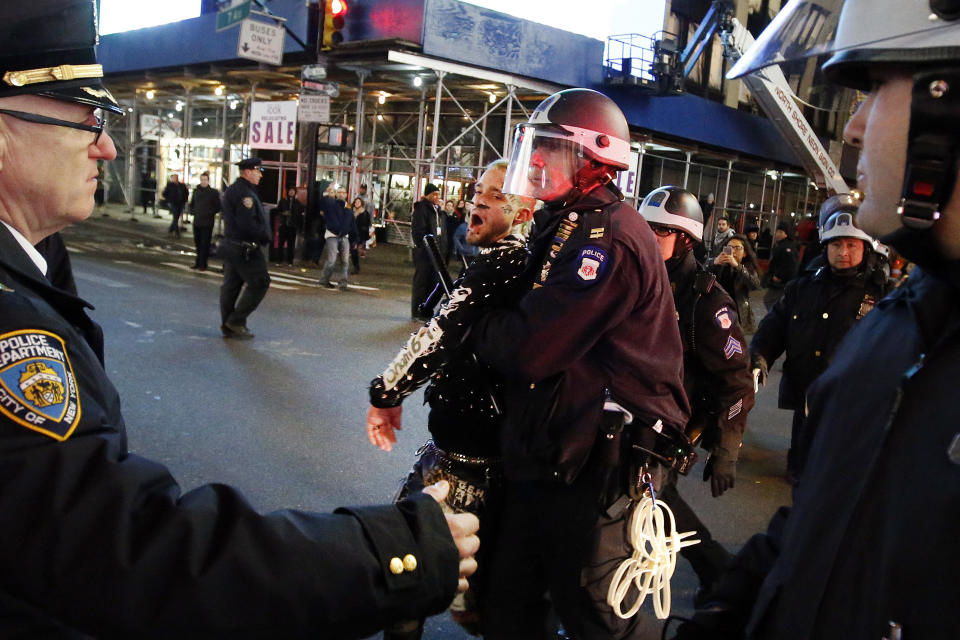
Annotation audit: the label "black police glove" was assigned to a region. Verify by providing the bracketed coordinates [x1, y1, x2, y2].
[751, 353, 769, 387]
[703, 446, 737, 498]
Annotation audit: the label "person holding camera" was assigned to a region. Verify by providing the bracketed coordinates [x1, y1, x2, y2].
[710, 234, 762, 334]
[219, 157, 271, 339]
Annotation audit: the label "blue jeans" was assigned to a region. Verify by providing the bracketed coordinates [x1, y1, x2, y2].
[320, 236, 350, 285]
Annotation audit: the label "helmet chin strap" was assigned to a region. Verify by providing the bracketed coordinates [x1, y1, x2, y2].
[896, 68, 959, 232]
[883, 67, 959, 267]
[557, 162, 620, 208]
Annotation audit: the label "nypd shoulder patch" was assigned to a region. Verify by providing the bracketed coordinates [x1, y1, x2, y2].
[241, 196, 255, 209]
[576, 246, 608, 283]
[0, 330, 81, 441]
[715, 306, 734, 330]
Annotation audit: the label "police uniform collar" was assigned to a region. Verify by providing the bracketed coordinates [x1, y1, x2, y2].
[0, 224, 95, 310]
[0, 221, 47, 276]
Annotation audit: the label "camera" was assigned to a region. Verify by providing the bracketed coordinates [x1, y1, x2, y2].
[722, 245, 733, 255]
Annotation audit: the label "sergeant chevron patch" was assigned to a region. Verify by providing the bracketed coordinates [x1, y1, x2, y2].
[0, 330, 81, 441]
[723, 336, 743, 360]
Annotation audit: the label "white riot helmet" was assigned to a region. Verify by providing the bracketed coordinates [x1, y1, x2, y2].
[502, 88, 631, 205]
[638, 186, 705, 242]
[728, 0, 960, 244]
[820, 210, 874, 245]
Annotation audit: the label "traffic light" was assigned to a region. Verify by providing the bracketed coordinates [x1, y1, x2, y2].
[322, 0, 348, 50]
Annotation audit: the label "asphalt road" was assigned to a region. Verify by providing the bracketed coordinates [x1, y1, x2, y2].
[58, 209, 793, 639]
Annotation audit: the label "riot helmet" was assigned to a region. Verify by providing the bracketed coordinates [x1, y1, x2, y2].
[728, 0, 960, 252]
[727, 0, 960, 83]
[502, 88, 631, 205]
[820, 210, 873, 245]
[638, 186, 704, 242]
[817, 193, 861, 240]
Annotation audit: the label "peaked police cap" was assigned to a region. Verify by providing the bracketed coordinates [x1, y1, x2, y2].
[0, 1, 122, 113]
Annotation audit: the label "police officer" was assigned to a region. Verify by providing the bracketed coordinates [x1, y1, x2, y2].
[470, 88, 694, 638]
[0, 3, 477, 636]
[639, 186, 755, 602]
[675, 1, 960, 638]
[219, 157, 270, 339]
[750, 196, 888, 482]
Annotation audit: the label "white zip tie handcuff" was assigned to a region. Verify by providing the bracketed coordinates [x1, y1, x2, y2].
[606, 475, 701, 620]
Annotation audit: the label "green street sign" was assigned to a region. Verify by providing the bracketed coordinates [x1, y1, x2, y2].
[216, 1, 251, 31]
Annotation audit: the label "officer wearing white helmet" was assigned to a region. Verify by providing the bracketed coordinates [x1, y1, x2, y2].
[639, 186, 756, 605]
[674, 1, 960, 638]
[750, 195, 888, 485]
[469, 88, 693, 637]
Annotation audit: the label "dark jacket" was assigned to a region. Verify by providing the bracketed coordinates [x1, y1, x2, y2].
[221, 177, 271, 245]
[690, 265, 960, 640]
[355, 209, 372, 245]
[161, 180, 188, 208]
[370, 235, 530, 457]
[764, 238, 799, 288]
[321, 197, 358, 241]
[0, 225, 458, 638]
[473, 185, 689, 484]
[750, 254, 889, 410]
[709, 261, 762, 333]
[412, 199, 449, 261]
[277, 196, 304, 233]
[188, 184, 221, 227]
[670, 251, 754, 451]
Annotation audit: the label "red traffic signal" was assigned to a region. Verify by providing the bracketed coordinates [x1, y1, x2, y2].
[323, 0, 348, 48]
[330, 0, 348, 18]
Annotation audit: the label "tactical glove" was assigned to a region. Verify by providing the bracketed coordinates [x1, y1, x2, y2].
[704, 446, 737, 497]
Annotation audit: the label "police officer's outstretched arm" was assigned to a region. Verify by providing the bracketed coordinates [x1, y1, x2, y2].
[748, 281, 795, 385]
[695, 299, 755, 497]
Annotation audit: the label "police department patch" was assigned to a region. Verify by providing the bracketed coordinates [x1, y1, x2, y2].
[0, 330, 81, 441]
[242, 197, 254, 209]
[576, 247, 608, 282]
[715, 306, 733, 330]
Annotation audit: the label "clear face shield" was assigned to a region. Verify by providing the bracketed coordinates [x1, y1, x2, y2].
[727, 0, 960, 80]
[502, 123, 587, 203]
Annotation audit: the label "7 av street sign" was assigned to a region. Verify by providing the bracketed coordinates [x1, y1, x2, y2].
[216, 0, 251, 31]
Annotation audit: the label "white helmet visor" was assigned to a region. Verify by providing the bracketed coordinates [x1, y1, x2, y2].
[502, 123, 586, 202]
[728, 0, 960, 79]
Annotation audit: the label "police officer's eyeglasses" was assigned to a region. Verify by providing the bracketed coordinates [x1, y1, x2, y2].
[0, 108, 104, 144]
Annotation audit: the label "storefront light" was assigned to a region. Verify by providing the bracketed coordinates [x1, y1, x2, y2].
[215, 85, 225, 96]
[412, 76, 422, 87]
[145, 89, 155, 100]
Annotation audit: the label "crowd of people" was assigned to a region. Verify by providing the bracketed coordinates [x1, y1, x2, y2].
[0, 0, 957, 638]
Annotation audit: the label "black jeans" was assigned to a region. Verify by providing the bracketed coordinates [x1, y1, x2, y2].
[167, 203, 184, 233]
[193, 225, 213, 269]
[219, 241, 270, 327]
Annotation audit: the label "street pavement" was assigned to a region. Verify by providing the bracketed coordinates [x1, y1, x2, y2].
[57, 203, 793, 639]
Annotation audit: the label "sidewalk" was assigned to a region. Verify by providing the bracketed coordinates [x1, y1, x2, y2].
[73, 203, 418, 298]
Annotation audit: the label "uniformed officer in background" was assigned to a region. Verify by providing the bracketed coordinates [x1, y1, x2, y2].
[639, 186, 755, 604]
[0, 3, 478, 637]
[750, 195, 888, 483]
[470, 88, 694, 638]
[675, 0, 960, 638]
[219, 156, 270, 339]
